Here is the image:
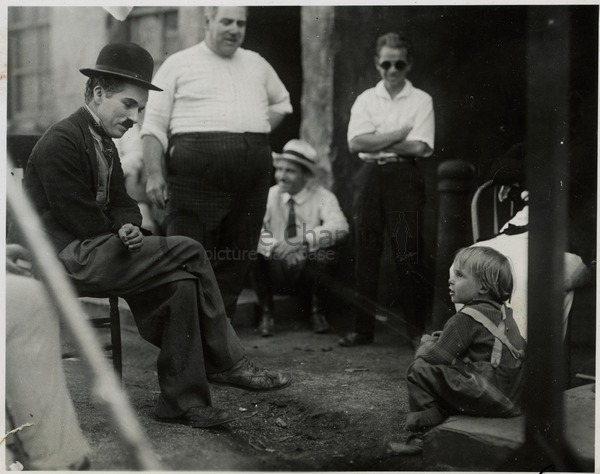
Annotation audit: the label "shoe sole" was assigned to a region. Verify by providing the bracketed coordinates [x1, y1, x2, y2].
[209, 378, 293, 392]
[155, 415, 238, 429]
[388, 441, 423, 456]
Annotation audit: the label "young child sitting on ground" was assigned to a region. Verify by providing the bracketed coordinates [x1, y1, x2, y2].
[391, 246, 526, 455]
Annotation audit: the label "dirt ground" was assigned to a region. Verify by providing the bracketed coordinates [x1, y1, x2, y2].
[63, 300, 429, 471]
[61, 286, 595, 472]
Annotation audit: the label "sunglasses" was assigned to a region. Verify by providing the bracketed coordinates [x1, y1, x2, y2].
[378, 60, 408, 71]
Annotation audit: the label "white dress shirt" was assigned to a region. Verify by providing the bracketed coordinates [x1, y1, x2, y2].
[347, 79, 435, 158]
[258, 183, 349, 256]
[141, 42, 293, 152]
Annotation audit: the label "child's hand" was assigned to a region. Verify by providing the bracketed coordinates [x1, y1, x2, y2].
[419, 334, 436, 345]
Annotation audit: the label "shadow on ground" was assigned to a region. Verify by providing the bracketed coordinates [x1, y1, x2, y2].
[63, 302, 428, 471]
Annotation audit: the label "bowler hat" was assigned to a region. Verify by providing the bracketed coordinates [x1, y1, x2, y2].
[80, 42, 162, 91]
[272, 139, 318, 175]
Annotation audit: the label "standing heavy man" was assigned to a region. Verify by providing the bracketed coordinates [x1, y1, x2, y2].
[23, 42, 291, 430]
[142, 6, 293, 320]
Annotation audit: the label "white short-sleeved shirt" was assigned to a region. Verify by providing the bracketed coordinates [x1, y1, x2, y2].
[347, 80, 435, 155]
[141, 42, 293, 151]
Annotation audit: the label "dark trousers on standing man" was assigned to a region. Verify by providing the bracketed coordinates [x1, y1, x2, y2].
[353, 161, 431, 340]
[165, 132, 273, 319]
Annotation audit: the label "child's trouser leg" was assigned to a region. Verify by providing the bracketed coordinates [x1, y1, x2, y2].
[405, 359, 449, 431]
[406, 358, 519, 429]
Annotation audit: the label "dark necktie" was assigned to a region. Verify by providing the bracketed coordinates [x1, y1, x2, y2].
[80, 106, 115, 164]
[285, 198, 297, 238]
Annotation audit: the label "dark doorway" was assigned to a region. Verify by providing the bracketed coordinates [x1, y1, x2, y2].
[245, 6, 302, 153]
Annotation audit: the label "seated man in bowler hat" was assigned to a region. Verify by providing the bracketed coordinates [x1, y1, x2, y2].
[253, 139, 349, 336]
[20, 42, 292, 430]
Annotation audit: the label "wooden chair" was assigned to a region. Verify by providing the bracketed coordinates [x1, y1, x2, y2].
[7, 134, 122, 378]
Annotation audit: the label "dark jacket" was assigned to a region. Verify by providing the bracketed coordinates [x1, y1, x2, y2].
[24, 107, 142, 252]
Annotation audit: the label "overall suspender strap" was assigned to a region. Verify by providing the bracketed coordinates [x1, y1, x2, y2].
[460, 306, 525, 367]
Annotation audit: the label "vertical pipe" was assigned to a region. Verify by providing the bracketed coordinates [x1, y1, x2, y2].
[430, 160, 475, 330]
[523, 5, 571, 469]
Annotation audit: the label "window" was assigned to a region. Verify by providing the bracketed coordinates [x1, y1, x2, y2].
[7, 7, 52, 133]
[125, 8, 181, 69]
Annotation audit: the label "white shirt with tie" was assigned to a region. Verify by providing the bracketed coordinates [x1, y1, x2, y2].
[258, 183, 349, 257]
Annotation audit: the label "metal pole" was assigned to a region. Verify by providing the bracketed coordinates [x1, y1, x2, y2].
[522, 5, 571, 470]
[430, 160, 475, 330]
[7, 161, 163, 471]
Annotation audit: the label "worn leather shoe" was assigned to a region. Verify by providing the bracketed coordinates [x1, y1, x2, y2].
[156, 406, 238, 428]
[338, 332, 373, 347]
[208, 357, 292, 391]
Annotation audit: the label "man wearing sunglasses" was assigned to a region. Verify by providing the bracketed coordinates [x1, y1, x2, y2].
[340, 32, 435, 349]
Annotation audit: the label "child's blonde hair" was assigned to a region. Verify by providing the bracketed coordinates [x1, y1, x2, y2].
[452, 246, 514, 303]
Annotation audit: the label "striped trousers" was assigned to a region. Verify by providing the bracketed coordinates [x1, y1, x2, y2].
[165, 132, 273, 318]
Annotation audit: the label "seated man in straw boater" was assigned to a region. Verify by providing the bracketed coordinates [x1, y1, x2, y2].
[254, 139, 349, 336]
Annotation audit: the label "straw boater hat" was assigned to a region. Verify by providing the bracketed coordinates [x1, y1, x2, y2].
[80, 42, 162, 91]
[272, 139, 319, 175]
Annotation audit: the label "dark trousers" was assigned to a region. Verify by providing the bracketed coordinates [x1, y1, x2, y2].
[406, 358, 521, 429]
[58, 234, 244, 418]
[126, 279, 243, 418]
[165, 132, 273, 319]
[252, 248, 340, 314]
[353, 162, 431, 338]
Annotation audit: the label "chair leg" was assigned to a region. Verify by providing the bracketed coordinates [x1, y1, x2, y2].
[108, 296, 122, 380]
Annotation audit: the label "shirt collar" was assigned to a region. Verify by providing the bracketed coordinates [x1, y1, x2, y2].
[199, 40, 239, 60]
[506, 205, 529, 227]
[279, 186, 309, 205]
[374, 79, 413, 100]
[460, 298, 503, 311]
[83, 104, 103, 141]
[84, 104, 102, 128]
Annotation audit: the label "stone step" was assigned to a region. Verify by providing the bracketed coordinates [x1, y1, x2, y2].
[423, 383, 595, 471]
[231, 289, 311, 328]
[230, 287, 258, 328]
[423, 415, 524, 471]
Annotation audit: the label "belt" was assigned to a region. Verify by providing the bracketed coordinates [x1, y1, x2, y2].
[174, 131, 269, 138]
[376, 156, 415, 165]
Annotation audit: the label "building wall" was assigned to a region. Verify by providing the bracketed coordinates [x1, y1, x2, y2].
[8, 6, 110, 133]
[50, 7, 109, 122]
